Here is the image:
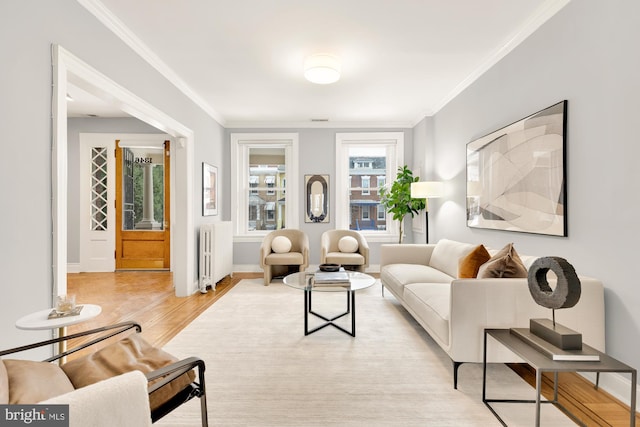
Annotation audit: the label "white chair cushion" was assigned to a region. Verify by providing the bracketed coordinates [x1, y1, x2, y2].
[271, 236, 292, 253]
[338, 236, 359, 253]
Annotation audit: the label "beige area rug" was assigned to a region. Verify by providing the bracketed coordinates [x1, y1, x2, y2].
[157, 279, 573, 426]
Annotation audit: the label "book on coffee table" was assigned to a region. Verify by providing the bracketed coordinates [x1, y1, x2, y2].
[313, 271, 350, 286]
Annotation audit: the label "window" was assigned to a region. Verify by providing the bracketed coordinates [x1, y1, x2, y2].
[265, 202, 276, 221]
[249, 175, 259, 195]
[265, 176, 276, 195]
[361, 176, 370, 195]
[362, 206, 370, 220]
[335, 132, 404, 241]
[231, 133, 299, 240]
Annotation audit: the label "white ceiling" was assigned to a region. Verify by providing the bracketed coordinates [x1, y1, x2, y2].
[73, 0, 568, 127]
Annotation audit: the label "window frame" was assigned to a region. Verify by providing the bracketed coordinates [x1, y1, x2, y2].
[335, 132, 404, 242]
[231, 133, 299, 241]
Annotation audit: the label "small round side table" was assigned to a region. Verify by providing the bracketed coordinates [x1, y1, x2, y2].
[16, 304, 102, 362]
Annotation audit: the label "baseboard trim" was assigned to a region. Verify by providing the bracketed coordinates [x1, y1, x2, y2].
[233, 264, 381, 274]
[67, 263, 81, 274]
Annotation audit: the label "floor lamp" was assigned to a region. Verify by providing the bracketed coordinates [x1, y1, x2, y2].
[410, 181, 443, 244]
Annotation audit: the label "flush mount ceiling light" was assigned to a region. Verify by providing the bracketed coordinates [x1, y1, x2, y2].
[304, 54, 341, 84]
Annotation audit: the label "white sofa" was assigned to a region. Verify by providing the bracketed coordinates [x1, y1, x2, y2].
[380, 239, 605, 388]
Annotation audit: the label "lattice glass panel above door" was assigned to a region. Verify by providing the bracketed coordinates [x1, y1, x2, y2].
[91, 147, 108, 231]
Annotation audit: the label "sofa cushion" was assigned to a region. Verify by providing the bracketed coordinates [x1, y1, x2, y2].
[381, 264, 453, 296]
[458, 244, 491, 278]
[519, 254, 540, 270]
[429, 239, 477, 278]
[4, 359, 75, 404]
[403, 283, 451, 346]
[61, 334, 195, 412]
[478, 243, 528, 278]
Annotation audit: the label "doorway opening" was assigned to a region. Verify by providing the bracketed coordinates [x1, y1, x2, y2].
[52, 45, 195, 297]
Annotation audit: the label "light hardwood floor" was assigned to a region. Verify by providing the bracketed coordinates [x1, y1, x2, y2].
[67, 272, 637, 426]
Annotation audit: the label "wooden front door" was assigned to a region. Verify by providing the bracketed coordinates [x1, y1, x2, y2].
[115, 140, 170, 269]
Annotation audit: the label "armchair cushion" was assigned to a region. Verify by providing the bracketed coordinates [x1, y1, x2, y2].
[325, 252, 365, 266]
[3, 359, 74, 404]
[338, 236, 359, 253]
[61, 334, 194, 412]
[264, 252, 304, 265]
[271, 236, 292, 253]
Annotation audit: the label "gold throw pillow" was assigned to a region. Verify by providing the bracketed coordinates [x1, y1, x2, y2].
[458, 244, 491, 278]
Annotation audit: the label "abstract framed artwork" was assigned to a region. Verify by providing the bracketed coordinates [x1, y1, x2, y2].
[305, 174, 329, 223]
[202, 162, 218, 216]
[466, 100, 567, 236]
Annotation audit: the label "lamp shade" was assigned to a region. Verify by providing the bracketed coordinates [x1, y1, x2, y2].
[304, 54, 341, 84]
[411, 181, 443, 199]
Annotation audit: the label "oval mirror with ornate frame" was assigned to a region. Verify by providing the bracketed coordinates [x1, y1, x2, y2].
[305, 174, 329, 223]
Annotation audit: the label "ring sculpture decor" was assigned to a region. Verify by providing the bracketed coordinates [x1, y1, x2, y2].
[527, 256, 581, 309]
[526, 256, 583, 350]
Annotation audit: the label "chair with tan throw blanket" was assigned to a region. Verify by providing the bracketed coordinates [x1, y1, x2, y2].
[0, 321, 208, 426]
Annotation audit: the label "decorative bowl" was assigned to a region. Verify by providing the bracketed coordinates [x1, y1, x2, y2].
[319, 263, 340, 272]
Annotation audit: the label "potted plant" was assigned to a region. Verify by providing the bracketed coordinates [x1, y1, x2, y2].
[379, 166, 425, 243]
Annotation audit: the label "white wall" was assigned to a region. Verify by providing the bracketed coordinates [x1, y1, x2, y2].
[0, 0, 224, 351]
[227, 127, 414, 268]
[410, 116, 436, 243]
[427, 0, 640, 376]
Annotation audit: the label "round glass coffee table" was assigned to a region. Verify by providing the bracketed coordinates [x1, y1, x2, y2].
[283, 271, 375, 337]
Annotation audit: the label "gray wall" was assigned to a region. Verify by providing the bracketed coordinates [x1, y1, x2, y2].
[427, 0, 640, 372]
[227, 128, 414, 267]
[67, 117, 164, 263]
[0, 0, 225, 351]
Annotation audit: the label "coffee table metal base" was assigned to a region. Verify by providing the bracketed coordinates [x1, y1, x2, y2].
[304, 289, 356, 337]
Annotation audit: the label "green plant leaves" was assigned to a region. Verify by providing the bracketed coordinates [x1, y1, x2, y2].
[379, 165, 426, 221]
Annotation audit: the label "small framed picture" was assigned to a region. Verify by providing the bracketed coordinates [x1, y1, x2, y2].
[202, 163, 218, 216]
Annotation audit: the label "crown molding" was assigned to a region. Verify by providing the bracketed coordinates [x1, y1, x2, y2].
[430, 0, 571, 115]
[224, 120, 415, 129]
[76, 0, 226, 126]
[77, 0, 569, 130]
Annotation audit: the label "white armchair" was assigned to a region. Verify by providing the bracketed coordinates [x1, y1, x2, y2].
[260, 229, 309, 285]
[320, 230, 369, 272]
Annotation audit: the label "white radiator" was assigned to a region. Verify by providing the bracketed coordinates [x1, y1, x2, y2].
[199, 221, 233, 293]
